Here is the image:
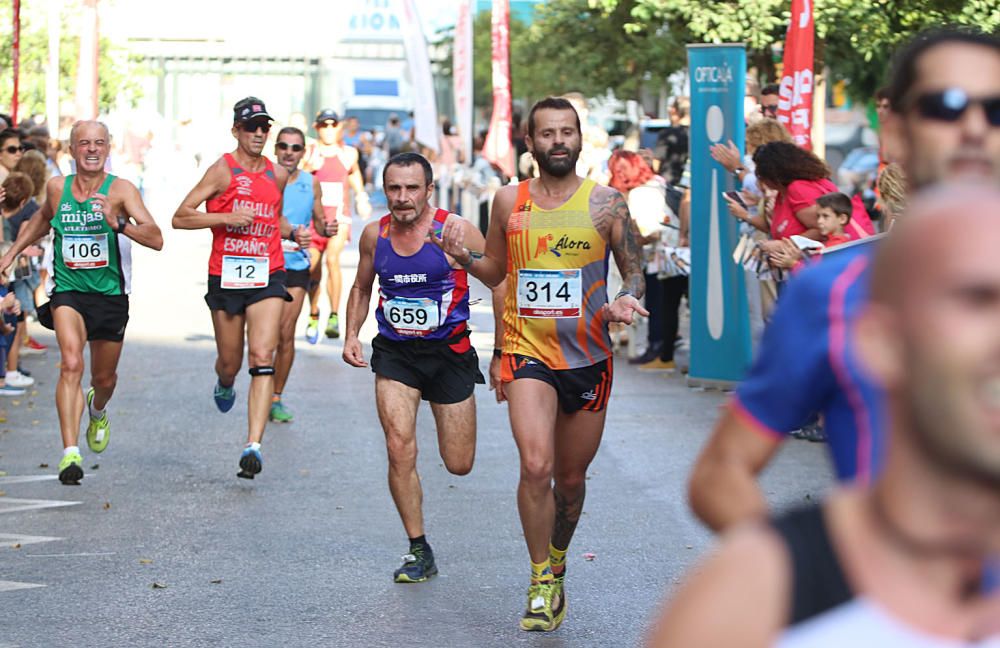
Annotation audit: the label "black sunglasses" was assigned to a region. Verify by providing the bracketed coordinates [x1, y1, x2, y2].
[912, 88, 1000, 127]
[241, 121, 272, 133]
[2, 145, 24, 154]
[760, 104, 779, 115]
[316, 120, 339, 129]
[276, 142, 304, 152]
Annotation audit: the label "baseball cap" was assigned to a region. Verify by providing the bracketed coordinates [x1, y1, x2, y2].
[233, 97, 273, 124]
[315, 109, 341, 125]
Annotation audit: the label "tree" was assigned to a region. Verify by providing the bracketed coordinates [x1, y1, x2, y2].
[0, 3, 144, 121]
[601, 0, 1000, 101]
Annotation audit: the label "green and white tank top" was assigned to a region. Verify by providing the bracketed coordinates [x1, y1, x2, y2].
[49, 174, 132, 296]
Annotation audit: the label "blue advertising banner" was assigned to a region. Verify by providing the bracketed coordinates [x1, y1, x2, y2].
[687, 44, 752, 386]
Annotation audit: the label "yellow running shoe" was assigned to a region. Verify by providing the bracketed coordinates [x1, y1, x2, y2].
[86, 388, 110, 453]
[520, 582, 560, 631]
[58, 450, 83, 485]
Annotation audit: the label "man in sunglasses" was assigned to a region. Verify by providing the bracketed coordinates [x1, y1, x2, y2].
[760, 83, 780, 119]
[302, 109, 372, 343]
[174, 96, 311, 479]
[0, 129, 24, 183]
[268, 126, 335, 424]
[689, 28, 1000, 532]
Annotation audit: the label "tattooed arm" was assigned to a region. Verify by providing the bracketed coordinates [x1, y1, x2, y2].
[590, 186, 650, 324]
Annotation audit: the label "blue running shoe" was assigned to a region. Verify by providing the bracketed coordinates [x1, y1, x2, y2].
[214, 381, 236, 413]
[237, 446, 262, 479]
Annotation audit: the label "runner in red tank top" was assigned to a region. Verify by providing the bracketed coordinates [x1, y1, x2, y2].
[174, 97, 312, 480]
[301, 109, 372, 342]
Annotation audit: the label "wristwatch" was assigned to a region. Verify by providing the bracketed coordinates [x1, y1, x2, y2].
[117, 216, 128, 234]
[733, 167, 745, 180]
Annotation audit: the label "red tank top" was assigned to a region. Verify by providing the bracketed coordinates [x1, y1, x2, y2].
[312, 148, 350, 221]
[206, 153, 284, 275]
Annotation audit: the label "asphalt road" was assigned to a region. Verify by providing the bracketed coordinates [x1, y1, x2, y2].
[0, 184, 833, 647]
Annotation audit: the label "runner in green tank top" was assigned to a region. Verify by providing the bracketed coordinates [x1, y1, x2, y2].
[0, 120, 163, 485]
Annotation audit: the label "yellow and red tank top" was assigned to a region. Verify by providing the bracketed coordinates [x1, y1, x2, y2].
[503, 179, 611, 370]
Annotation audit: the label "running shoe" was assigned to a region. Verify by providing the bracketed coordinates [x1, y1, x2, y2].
[325, 313, 340, 339]
[237, 445, 262, 479]
[21, 337, 47, 355]
[551, 578, 567, 630]
[5, 371, 34, 388]
[85, 388, 110, 453]
[305, 316, 319, 345]
[0, 384, 25, 397]
[58, 450, 84, 485]
[520, 582, 559, 631]
[393, 545, 438, 583]
[213, 381, 236, 413]
[269, 400, 294, 423]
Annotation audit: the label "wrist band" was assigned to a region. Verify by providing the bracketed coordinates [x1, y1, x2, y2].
[615, 290, 632, 301]
[492, 348, 502, 359]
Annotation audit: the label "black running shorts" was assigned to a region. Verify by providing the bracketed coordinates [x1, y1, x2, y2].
[370, 333, 485, 404]
[204, 272, 292, 316]
[39, 291, 130, 342]
[285, 268, 310, 290]
[500, 353, 614, 414]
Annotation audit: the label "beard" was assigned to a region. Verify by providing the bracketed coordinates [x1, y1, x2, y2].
[535, 145, 581, 178]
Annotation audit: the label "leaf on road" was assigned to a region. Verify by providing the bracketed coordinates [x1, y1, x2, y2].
[11, 400, 19, 406]
[91, 464, 99, 470]
[38, 463, 49, 468]
[583, 552, 596, 561]
[151, 582, 168, 589]
[103, 502, 111, 510]
[139, 558, 153, 565]
[12, 543, 21, 549]
[0, 491, 5, 497]
[210, 579, 223, 584]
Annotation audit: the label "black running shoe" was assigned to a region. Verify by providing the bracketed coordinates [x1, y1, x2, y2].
[393, 545, 438, 583]
[237, 446, 262, 479]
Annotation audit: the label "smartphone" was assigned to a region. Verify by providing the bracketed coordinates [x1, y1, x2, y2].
[724, 191, 748, 209]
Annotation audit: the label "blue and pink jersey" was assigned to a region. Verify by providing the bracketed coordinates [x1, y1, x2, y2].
[374, 208, 471, 348]
[733, 238, 885, 482]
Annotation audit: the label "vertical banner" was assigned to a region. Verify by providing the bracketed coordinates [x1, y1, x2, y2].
[12, 0, 20, 125]
[46, 0, 61, 133]
[400, 0, 440, 154]
[687, 44, 752, 387]
[483, 0, 515, 179]
[75, 0, 100, 120]
[777, 0, 815, 148]
[453, 0, 474, 166]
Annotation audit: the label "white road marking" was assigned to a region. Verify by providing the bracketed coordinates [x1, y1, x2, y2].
[0, 533, 62, 548]
[0, 475, 59, 485]
[25, 552, 115, 558]
[0, 580, 45, 592]
[0, 498, 81, 515]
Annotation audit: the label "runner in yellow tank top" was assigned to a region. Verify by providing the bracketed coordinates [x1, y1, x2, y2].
[434, 97, 648, 633]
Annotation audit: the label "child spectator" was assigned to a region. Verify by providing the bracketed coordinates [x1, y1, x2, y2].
[815, 192, 854, 248]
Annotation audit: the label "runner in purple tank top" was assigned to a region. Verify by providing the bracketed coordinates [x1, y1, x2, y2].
[343, 152, 489, 583]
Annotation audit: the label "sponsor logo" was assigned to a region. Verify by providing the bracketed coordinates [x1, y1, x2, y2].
[581, 390, 598, 401]
[535, 234, 591, 258]
[391, 273, 428, 284]
[695, 62, 734, 85]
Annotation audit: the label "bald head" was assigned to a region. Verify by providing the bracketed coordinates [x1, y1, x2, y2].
[863, 183, 1000, 487]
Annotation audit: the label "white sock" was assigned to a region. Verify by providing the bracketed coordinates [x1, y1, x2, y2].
[88, 393, 105, 419]
[247, 442, 261, 452]
[63, 445, 80, 457]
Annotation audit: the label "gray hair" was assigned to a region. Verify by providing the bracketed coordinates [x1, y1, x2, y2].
[69, 120, 111, 146]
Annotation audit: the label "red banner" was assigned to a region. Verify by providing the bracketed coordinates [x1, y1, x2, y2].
[483, 0, 515, 179]
[776, 0, 814, 149]
[12, 0, 20, 125]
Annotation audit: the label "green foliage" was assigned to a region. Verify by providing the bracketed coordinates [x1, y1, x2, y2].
[599, 0, 1000, 101]
[0, 4, 144, 120]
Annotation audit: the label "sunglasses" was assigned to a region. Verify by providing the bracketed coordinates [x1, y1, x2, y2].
[276, 142, 304, 152]
[241, 121, 272, 133]
[760, 104, 779, 115]
[912, 88, 1000, 127]
[316, 121, 339, 129]
[2, 145, 24, 154]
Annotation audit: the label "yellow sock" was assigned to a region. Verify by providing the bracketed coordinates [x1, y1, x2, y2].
[549, 544, 567, 575]
[531, 559, 553, 583]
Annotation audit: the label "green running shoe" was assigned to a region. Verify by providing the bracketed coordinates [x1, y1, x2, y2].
[551, 577, 567, 630]
[58, 451, 84, 485]
[520, 582, 560, 632]
[325, 313, 340, 339]
[393, 545, 438, 583]
[85, 388, 110, 453]
[269, 400, 294, 423]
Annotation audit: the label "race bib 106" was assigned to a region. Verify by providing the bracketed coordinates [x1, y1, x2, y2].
[63, 234, 109, 270]
[221, 255, 269, 289]
[384, 296, 439, 336]
[517, 268, 582, 318]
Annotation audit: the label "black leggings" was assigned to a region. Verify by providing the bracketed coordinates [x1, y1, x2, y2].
[659, 276, 689, 361]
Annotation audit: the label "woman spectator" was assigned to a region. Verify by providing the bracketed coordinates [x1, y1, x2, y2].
[608, 150, 686, 371]
[11, 150, 49, 354]
[728, 141, 875, 266]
